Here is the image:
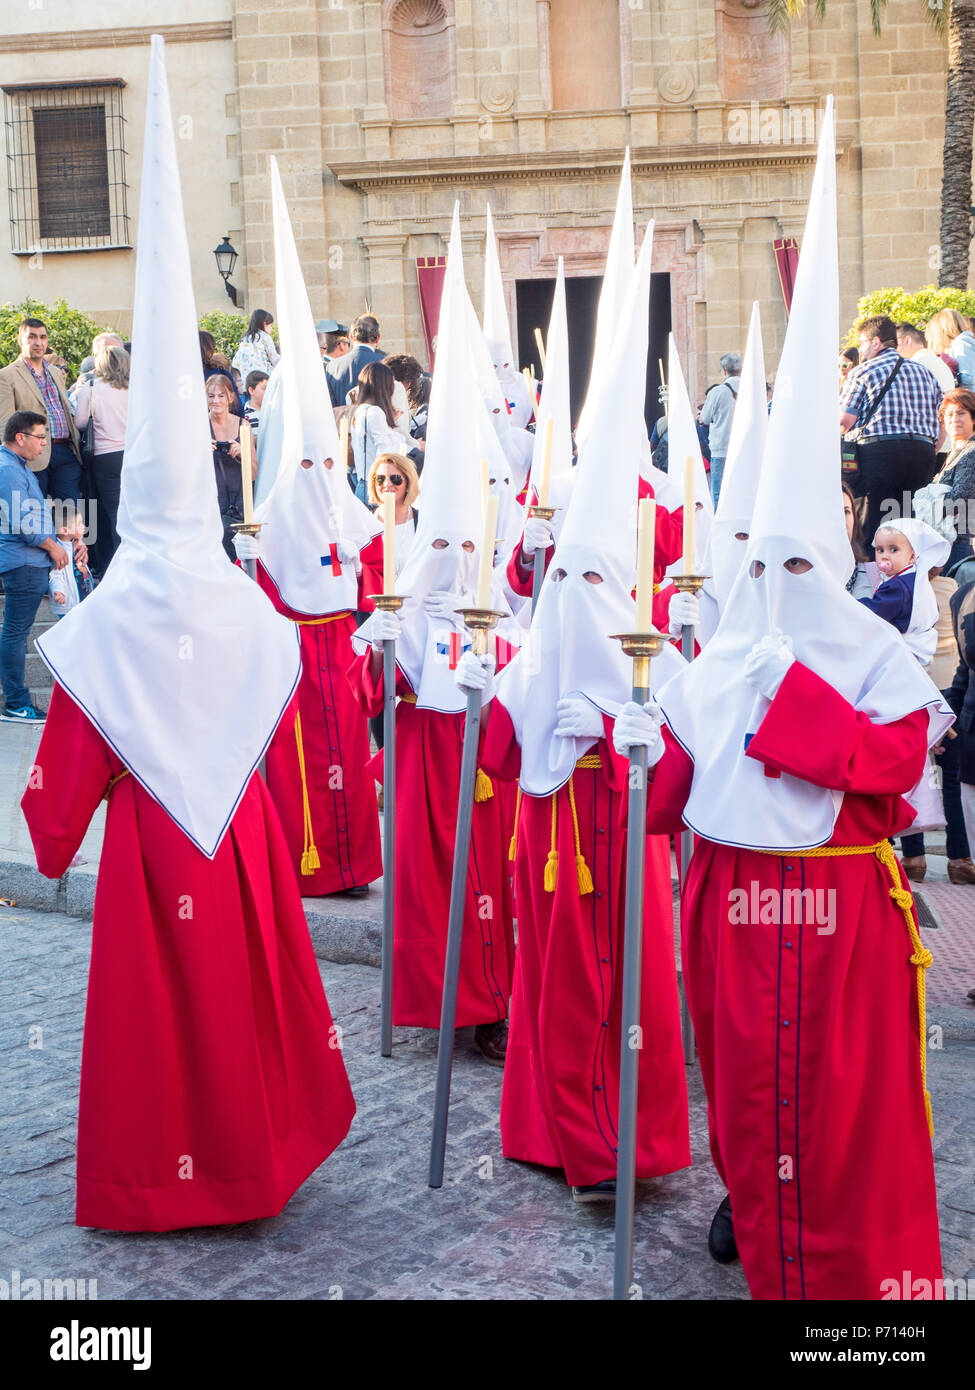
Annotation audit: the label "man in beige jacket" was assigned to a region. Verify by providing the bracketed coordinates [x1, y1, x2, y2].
[0, 318, 82, 503]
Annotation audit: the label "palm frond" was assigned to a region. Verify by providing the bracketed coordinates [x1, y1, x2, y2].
[766, 0, 802, 35]
[924, 0, 949, 36]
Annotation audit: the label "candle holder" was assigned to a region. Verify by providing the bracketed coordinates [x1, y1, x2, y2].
[369, 593, 408, 614]
[672, 572, 708, 595]
[455, 606, 506, 656]
[527, 504, 556, 524]
[610, 629, 668, 692]
[230, 520, 263, 538]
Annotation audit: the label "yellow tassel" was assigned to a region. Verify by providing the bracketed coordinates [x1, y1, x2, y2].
[474, 767, 494, 802]
[544, 850, 558, 892]
[509, 784, 522, 862]
[304, 846, 321, 873]
[294, 711, 321, 878]
[575, 854, 594, 895]
[924, 1090, 934, 1139]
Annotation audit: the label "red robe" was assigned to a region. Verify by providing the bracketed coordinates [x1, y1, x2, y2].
[507, 476, 683, 600]
[647, 661, 942, 1299]
[482, 702, 690, 1187]
[256, 562, 382, 895]
[349, 650, 515, 1028]
[21, 685, 355, 1232]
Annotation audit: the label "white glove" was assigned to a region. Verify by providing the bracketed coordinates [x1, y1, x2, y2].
[232, 532, 261, 561]
[554, 696, 604, 740]
[454, 648, 496, 695]
[370, 610, 402, 650]
[667, 591, 700, 637]
[424, 589, 463, 623]
[744, 633, 795, 700]
[523, 516, 554, 554]
[612, 701, 665, 765]
[334, 536, 361, 571]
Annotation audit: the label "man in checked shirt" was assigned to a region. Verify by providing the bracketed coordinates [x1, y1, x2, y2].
[840, 314, 945, 548]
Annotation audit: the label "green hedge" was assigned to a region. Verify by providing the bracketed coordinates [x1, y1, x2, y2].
[0, 298, 119, 381]
[845, 285, 975, 345]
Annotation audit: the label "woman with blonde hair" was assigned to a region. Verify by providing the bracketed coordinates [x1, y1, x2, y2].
[207, 373, 245, 558]
[73, 344, 131, 571]
[926, 307, 975, 388]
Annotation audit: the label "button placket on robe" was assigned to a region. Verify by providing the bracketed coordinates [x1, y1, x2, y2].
[776, 860, 803, 1298]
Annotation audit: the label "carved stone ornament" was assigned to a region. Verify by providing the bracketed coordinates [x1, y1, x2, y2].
[479, 76, 516, 113]
[658, 65, 695, 105]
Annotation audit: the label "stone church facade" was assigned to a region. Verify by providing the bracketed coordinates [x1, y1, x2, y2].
[0, 1, 949, 399]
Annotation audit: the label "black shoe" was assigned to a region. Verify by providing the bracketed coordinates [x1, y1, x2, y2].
[571, 1180, 617, 1204]
[708, 1194, 738, 1263]
[333, 884, 369, 898]
[474, 1019, 508, 1066]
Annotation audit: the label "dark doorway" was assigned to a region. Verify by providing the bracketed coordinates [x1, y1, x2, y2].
[515, 271, 672, 432]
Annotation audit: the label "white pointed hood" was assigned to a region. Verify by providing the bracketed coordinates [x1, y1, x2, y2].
[524, 257, 575, 543]
[496, 223, 684, 796]
[656, 97, 952, 851]
[255, 157, 380, 616]
[36, 35, 301, 858]
[353, 203, 521, 712]
[575, 149, 633, 450]
[483, 204, 533, 428]
[253, 360, 287, 508]
[665, 332, 712, 575]
[708, 302, 768, 607]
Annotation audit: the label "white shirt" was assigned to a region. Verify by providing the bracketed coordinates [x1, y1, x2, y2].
[909, 348, 955, 395]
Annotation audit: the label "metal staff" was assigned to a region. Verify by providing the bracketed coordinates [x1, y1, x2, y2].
[671, 572, 705, 1066]
[428, 607, 504, 1188]
[369, 590, 406, 1058]
[609, 626, 667, 1301]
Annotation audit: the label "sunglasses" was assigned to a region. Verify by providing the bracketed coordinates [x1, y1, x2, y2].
[377, 473, 404, 486]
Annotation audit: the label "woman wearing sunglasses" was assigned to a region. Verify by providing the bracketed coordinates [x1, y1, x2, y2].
[365, 452, 420, 581]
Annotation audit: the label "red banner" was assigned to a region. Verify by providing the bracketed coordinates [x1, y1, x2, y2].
[773, 237, 800, 314]
[416, 256, 447, 370]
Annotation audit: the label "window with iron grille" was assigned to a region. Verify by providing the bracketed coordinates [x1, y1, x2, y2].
[2, 79, 129, 253]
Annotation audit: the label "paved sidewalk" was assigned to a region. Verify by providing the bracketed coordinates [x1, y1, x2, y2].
[2, 906, 973, 1301]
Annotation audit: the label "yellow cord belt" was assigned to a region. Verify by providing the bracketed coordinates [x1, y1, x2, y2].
[103, 769, 130, 800]
[293, 710, 321, 876]
[759, 840, 934, 1138]
[510, 753, 601, 895]
[295, 612, 350, 626]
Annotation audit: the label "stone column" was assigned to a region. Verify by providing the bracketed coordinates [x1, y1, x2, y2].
[360, 232, 410, 350]
[697, 215, 744, 390]
[234, 0, 327, 311]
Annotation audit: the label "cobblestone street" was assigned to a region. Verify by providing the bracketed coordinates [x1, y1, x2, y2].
[2, 906, 973, 1301]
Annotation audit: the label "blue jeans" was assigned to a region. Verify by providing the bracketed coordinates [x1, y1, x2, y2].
[0, 563, 49, 710]
[709, 455, 725, 507]
[34, 440, 82, 507]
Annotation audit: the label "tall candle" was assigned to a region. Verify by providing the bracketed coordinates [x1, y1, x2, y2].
[339, 414, 349, 476]
[682, 455, 696, 575]
[635, 497, 655, 631]
[538, 417, 554, 507]
[239, 421, 254, 524]
[476, 495, 499, 609]
[383, 491, 395, 595]
[522, 367, 537, 409]
[534, 326, 547, 373]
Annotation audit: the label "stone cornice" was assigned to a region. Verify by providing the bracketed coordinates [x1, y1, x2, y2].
[329, 139, 851, 192]
[0, 21, 232, 54]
